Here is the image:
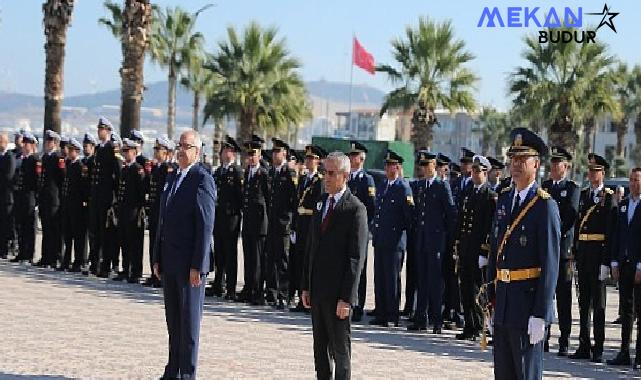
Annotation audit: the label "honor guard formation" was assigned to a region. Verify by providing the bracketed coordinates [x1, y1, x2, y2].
[3, 119, 641, 378]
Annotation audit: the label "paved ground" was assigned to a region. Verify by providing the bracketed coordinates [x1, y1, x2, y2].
[0, 234, 638, 379]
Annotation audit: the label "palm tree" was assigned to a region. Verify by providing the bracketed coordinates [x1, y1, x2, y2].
[476, 107, 510, 158]
[202, 22, 311, 146]
[628, 66, 641, 165]
[149, 5, 211, 139]
[509, 27, 614, 154]
[180, 51, 212, 131]
[377, 17, 477, 150]
[43, 0, 75, 135]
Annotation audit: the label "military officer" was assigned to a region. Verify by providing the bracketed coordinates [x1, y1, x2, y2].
[265, 138, 297, 309]
[454, 155, 496, 340]
[541, 147, 579, 355]
[487, 157, 505, 192]
[58, 138, 89, 272]
[569, 153, 616, 363]
[209, 136, 243, 300]
[607, 168, 641, 369]
[451, 148, 475, 202]
[10, 132, 38, 263]
[143, 136, 174, 288]
[129, 130, 148, 167]
[112, 139, 145, 283]
[347, 141, 376, 321]
[488, 128, 560, 379]
[370, 150, 414, 327]
[289, 144, 326, 312]
[408, 151, 456, 333]
[0, 133, 16, 259]
[436, 153, 451, 181]
[81, 133, 97, 273]
[450, 162, 461, 182]
[88, 117, 121, 277]
[36, 130, 65, 268]
[238, 135, 271, 305]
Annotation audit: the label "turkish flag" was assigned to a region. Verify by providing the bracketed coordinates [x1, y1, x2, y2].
[353, 37, 375, 75]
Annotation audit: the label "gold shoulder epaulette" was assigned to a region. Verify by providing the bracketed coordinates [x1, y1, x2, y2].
[537, 187, 551, 200]
[501, 186, 512, 194]
[605, 187, 614, 195]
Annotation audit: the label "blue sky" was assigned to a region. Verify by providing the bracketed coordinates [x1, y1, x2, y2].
[0, 0, 638, 109]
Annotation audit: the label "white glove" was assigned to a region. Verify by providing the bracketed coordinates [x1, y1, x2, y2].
[290, 231, 296, 244]
[527, 316, 546, 345]
[598, 264, 610, 281]
[478, 256, 488, 269]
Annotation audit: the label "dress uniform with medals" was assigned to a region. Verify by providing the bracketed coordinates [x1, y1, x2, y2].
[239, 135, 271, 305]
[346, 141, 376, 320]
[143, 136, 174, 287]
[10, 132, 38, 263]
[454, 155, 496, 340]
[0, 139, 16, 258]
[211, 136, 243, 299]
[112, 139, 145, 283]
[81, 134, 97, 272]
[371, 150, 414, 327]
[60, 138, 89, 271]
[266, 138, 298, 308]
[130, 130, 148, 167]
[570, 153, 616, 363]
[488, 128, 560, 380]
[408, 151, 456, 333]
[289, 145, 326, 311]
[36, 130, 65, 268]
[487, 157, 506, 192]
[541, 147, 579, 355]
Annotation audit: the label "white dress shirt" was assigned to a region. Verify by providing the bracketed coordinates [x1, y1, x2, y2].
[323, 186, 347, 219]
[513, 180, 536, 211]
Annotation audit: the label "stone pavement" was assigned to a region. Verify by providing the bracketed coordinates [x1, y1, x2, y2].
[0, 235, 638, 379]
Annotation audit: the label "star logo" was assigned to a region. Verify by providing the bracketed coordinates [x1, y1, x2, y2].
[587, 3, 619, 33]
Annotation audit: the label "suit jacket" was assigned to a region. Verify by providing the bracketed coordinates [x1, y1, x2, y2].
[488, 183, 560, 328]
[0, 151, 16, 205]
[302, 189, 368, 305]
[611, 197, 641, 266]
[153, 164, 216, 276]
[541, 178, 579, 260]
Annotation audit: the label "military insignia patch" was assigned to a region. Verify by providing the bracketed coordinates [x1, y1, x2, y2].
[561, 190, 567, 197]
[368, 187, 375, 197]
[621, 205, 627, 213]
[316, 201, 323, 211]
[406, 195, 414, 206]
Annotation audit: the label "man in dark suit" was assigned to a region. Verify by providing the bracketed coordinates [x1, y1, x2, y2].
[0, 133, 16, 258]
[607, 168, 641, 369]
[153, 130, 216, 380]
[302, 151, 368, 380]
[541, 147, 579, 355]
[408, 151, 456, 333]
[488, 128, 560, 379]
[10, 132, 38, 263]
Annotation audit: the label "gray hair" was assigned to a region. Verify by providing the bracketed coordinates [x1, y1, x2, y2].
[325, 151, 351, 174]
[181, 129, 202, 150]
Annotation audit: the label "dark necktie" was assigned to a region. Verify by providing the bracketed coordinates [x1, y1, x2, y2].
[321, 196, 335, 233]
[511, 193, 522, 221]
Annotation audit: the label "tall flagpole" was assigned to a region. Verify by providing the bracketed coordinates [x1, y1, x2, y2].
[347, 33, 354, 135]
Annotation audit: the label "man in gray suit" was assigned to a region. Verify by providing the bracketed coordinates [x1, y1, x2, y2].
[302, 151, 368, 380]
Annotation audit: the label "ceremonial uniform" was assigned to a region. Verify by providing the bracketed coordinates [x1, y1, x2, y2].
[0, 148, 16, 258]
[11, 145, 37, 262]
[145, 160, 173, 285]
[541, 167, 579, 354]
[488, 128, 560, 380]
[402, 177, 421, 317]
[60, 146, 90, 271]
[37, 145, 65, 267]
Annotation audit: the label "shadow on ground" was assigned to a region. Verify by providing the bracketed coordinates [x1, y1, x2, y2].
[0, 260, 637, 380]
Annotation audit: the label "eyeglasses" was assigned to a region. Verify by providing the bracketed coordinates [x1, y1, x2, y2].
[176, 143, 198, 151]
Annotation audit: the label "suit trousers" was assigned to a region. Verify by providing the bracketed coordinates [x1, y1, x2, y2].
[118, 209, 144, 278]
[62, 205, 87, 268]
[15, 202, 35, 261]
[576, 252, 606, 351]
[311, 298, 352, 380]
[242, 233, 266, 301]
[494, 324, 543, 380]
[40, 203, 61, 265]
[266, 230, 290, 301]
[415, 246, 445, 327]
[162, 272, 206, 378]
[617, 260, 641, 355]
[213, 220, 240, 295]
[0, 203, 12, 256]
[459, 261, 482, 334]
[373, 246, 402, 323]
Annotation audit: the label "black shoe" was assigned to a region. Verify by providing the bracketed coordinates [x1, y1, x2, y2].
[69, 266, 82, 273]
[142, 277, 155, 287]
[351, 309, 363, 322]
[611, 316, 622, 325]
[569, 347, 591, 360]
[289, 302, 306, 313]
[456, 331, 478, 341]
[442, 321, 454, 331]
[433, 327, 442, 334]
[366, 309, 377, 316]
[369, 319, 390, 327]
[34, 260, 46, 267]
[97, 271, 110, 278]
[633, 360, 641, 370]
[55, 266, 68, 272]
[557, 343, 569, 357]
[127, 276, 140, 284]
[224, 292, 236, 301]
[453, 314, 464, 329]
[152, 279, 163, 288]
[276, 299, 286, 310]
[607, 351, 631, 366]
[544, 340, 550, 353]
[204, 287, 217, 297]
[9, 257, 21, 263]
[400, 308, 412, 317]
[591, 351, 603, 363]
[112, 272, 128, 281]
[251, 297, 266, 306]
[407, 323, 427, 332]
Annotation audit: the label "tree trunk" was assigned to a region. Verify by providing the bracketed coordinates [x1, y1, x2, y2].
[43, 0, 74, 136]
[192, 90, 200, 131]
[632, 116, 641, 165]
[167, 63, 177, 139]
[120, 0, 152, 139]
[548, 117, 577, 155]
[238, 108, 257, 149]
[212, 117, 224, 167]
[582, 117, 596, 155]
[615, 118, 628, 158]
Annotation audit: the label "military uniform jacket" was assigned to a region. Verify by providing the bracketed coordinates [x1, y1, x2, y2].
[242, 165, 271, 236]
[135, 154, 148, 167]
[0, 150, 16, 205]
[146, 162, 173, 228]
[268, 165, 298, 235]
[573, 186, 616, 265]
[611, 197, 641, 266]
[117, 162, 145, 218]
[413, 177, 456, 254]
[37, 151, 65, 209]
[91, 142, 121, 207]
[372, 178, 414, 251]
[294, 171, 324, 235]
[347, 169, 376, 224]
[455, 182, 496, 263]
[13, 154, 38, 211]
[541, 179, 579, 260]
[450, 175, 472, 205]
[61, 159, 89, 211]
[213, 163, 243, 233]
[488, 183, 560, 328]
